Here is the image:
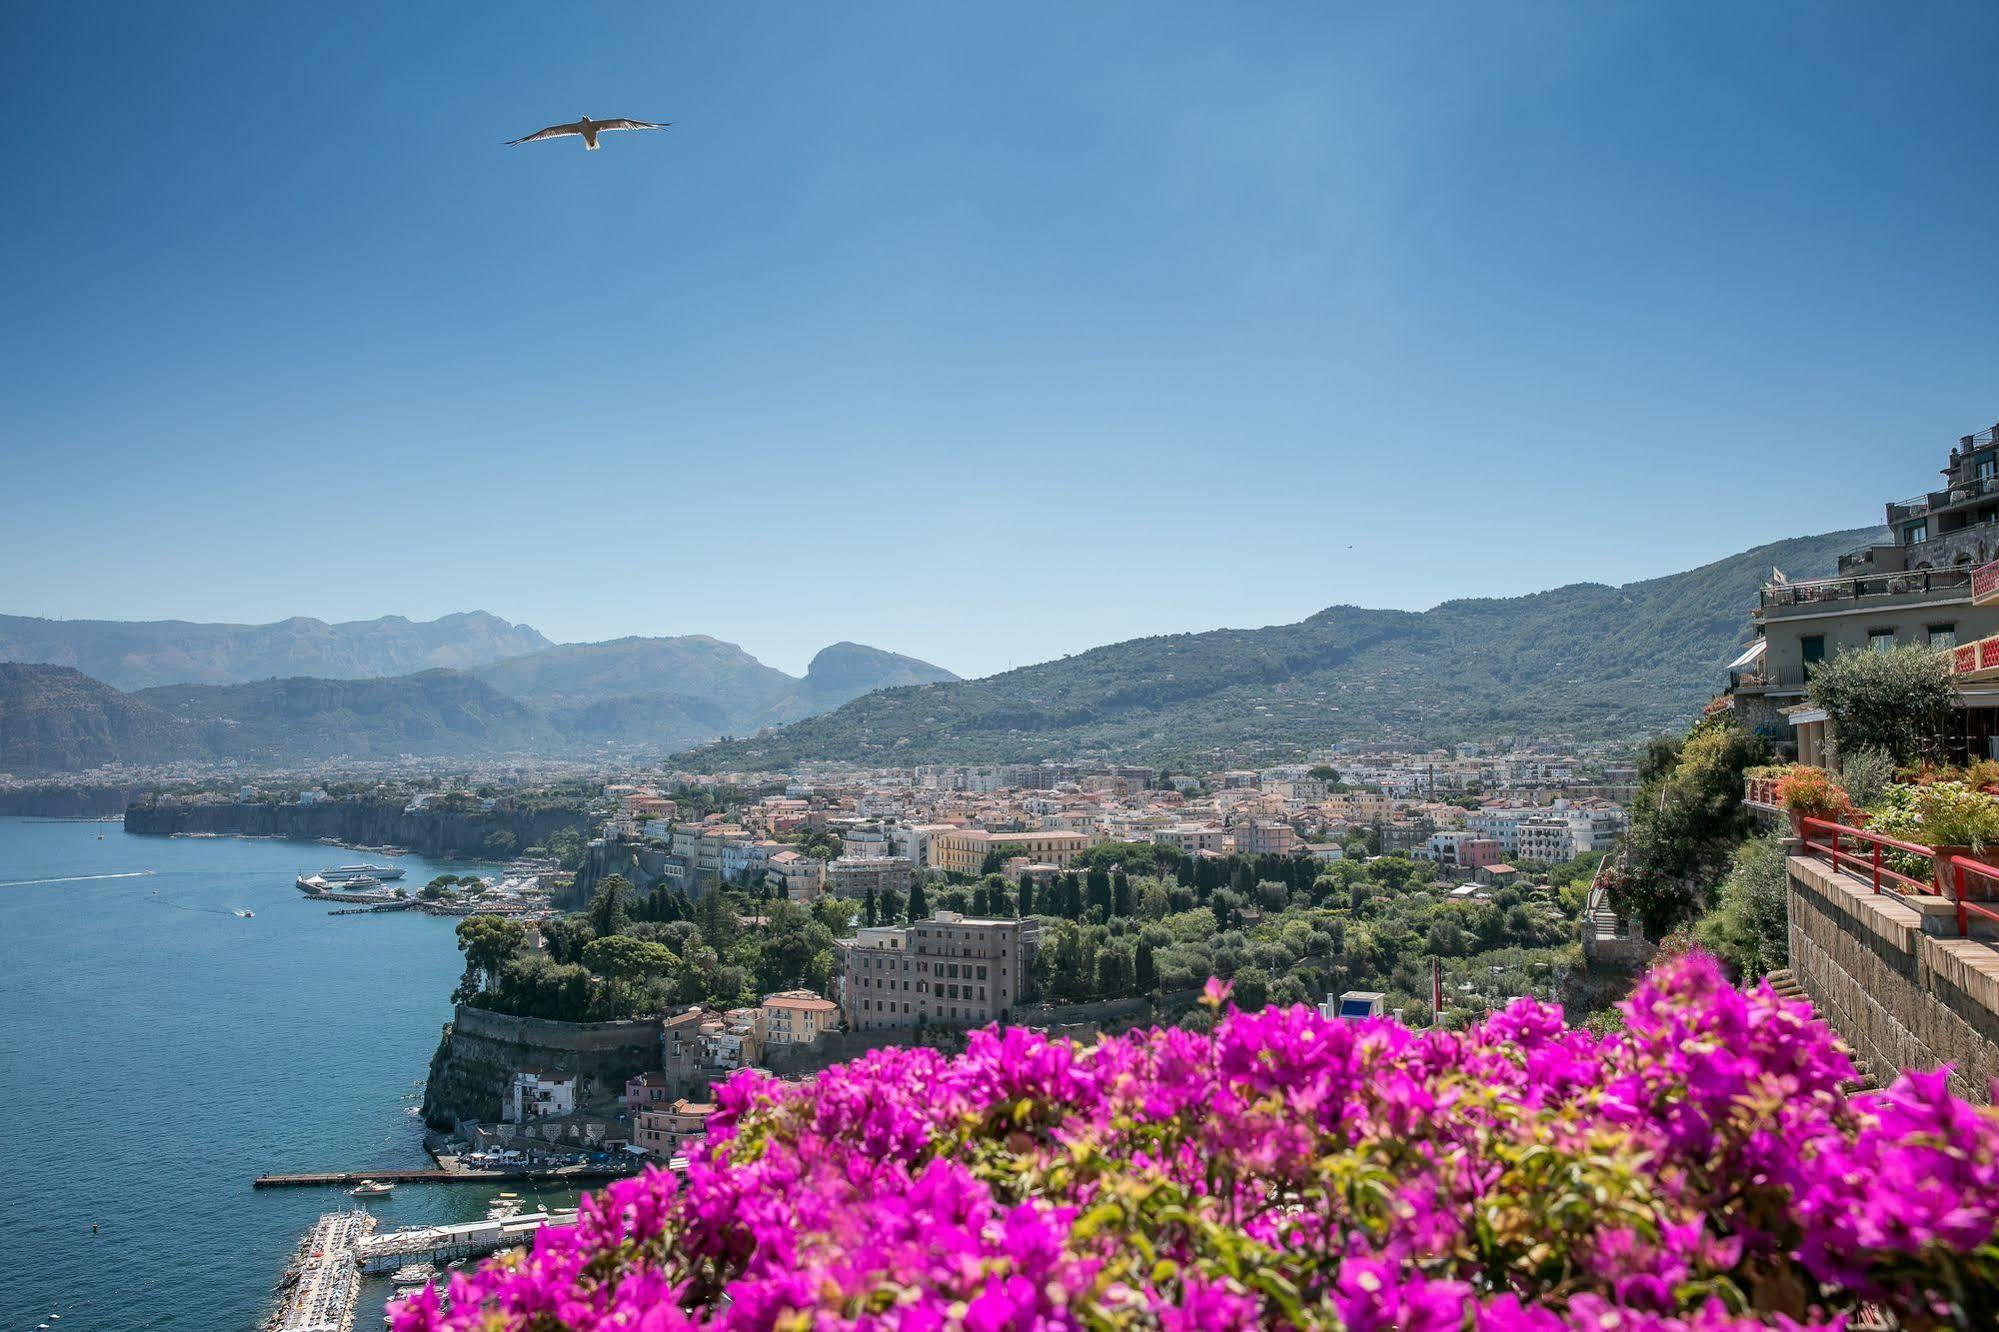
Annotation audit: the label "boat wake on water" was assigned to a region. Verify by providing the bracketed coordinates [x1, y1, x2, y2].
[0, 870, 157, 889]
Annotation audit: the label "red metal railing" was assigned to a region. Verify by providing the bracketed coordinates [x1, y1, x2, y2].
[1798, 817, 1998, 939]
[1947, 858, 1999, 940]
[1798, 817, 1933, 897]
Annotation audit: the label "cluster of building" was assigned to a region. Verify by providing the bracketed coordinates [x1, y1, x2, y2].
[486, 987, 844, 1164]
[595, 744, 1632, 905]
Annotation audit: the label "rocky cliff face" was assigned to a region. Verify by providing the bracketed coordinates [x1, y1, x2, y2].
[566, 838, 721, 909]
[421, 1006, 664, 1129]
[123, 795, 593, 860]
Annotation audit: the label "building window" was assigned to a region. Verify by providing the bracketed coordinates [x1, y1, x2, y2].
[1801, 635, 1826, 667]
[1930, 624, 1958, 648]
[1868, 629, 1896, 653]
[1905, 521, 1929, 545]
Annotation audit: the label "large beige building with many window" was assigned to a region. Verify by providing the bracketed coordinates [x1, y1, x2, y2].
[928, 829, 1091, 876]
[837, 912, 1033, 1030]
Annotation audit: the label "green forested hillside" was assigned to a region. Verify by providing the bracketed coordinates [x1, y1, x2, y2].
[0, 664, 193, 772]
[685, 527, 1884, 767]
[132, 671, 560, 762]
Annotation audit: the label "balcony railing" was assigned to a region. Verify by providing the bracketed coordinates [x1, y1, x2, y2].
[1798, 816, 1997, 938]
[1759, 566, 1971, 611]
[1933, 474, 1999, 511]
[1947, 858, 1999, 940]
[1730, 664, 1808, 691]
[1886, 494, 1932, 524]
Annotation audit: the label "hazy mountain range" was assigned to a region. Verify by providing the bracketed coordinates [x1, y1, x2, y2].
[0, 527, 1883, 774]
[0, 618, 958, 773]
[0, 611, 554, 690]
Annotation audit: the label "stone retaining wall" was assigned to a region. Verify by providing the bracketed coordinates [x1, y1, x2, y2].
[422, 1006, 662, 1128]
[1786, 855, 1999, 1104]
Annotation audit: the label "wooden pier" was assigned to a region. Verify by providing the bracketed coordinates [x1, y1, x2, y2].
[254, 1164, 645, 1189]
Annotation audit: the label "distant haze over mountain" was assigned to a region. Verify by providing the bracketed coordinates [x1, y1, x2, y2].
[686, 527, 1890, 769]
[0, 611, 553, 690]
[0, 619, 960, 774]
[0, 530, 1886, 774]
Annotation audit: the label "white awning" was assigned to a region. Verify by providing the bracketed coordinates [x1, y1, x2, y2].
[1726, 640, 1767, 670]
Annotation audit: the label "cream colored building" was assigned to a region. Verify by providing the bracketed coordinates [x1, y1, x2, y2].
[761, 990, 841, 1045]
[929, 829, 1091, 876]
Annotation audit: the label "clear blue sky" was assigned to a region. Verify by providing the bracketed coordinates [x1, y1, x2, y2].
[4, 3, 1996, 679]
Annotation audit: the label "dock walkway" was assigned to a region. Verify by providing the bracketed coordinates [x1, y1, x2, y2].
[265, 1209, 375, 1332]
[254, 1164, 644, 1188]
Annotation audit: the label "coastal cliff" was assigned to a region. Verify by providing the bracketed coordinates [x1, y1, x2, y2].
[123, 795, 593, 860]
[565, 839, 700, 908]
[421, 1005, 663, 1128]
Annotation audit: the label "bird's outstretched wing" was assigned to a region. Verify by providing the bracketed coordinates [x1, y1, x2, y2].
[594, 119, 670, 133]
[506, 121, 585, 145]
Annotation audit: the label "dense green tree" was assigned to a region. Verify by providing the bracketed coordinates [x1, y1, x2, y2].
[907, 879, 929, 922]
[540, 914, 596, 965]
[1694, 832, 1791, 981]
[589, 874, 635, 936]
[1135, 939, 1157, 992]
[1017, 873, 1035, 916]
[863, 886, 879, 927]
[454, 915, 526, 1002]
[1613, 718, 1769, 938]
[581, 934, 675, 985]
[1807, 642, 1956, 765]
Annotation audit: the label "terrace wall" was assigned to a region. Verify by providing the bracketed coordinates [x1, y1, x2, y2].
[1786, 854, 1999, 1104]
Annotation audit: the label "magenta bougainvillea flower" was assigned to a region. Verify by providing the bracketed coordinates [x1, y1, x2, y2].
[392, 953, 1999, 1331]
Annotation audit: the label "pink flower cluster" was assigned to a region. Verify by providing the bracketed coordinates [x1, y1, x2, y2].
[392, 954, 1999, 1331]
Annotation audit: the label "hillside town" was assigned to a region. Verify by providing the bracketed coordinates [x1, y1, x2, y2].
[406, 741, 1633, 1169]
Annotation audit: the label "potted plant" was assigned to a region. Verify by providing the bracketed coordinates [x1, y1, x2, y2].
[1774, 764, 1850, 837]
[1908, 780, 1999, 897]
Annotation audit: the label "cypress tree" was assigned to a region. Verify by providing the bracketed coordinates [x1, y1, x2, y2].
[1087, 867, 1113, 919]
[908, 879, 930, 922]
[863, 886, 878, 927]
[1135, 939, 1157, 992]
[1112, 871, 1133, 918]
[1017, 873, 1035, 916]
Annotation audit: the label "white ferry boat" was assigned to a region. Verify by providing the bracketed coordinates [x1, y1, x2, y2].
[298, 873, 383, 894]
[318, 863, 406, 883]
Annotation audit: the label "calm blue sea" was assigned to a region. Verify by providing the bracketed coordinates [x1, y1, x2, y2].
[0, 818, 577, 1332]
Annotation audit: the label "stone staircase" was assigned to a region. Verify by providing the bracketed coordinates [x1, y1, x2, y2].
[1764, 968, 1879, 1092]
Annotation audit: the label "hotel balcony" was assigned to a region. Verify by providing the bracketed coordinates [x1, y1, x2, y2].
[1757, 565, 1973, 620]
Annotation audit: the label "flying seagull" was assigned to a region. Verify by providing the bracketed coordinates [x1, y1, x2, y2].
[505, 116, 669, 150]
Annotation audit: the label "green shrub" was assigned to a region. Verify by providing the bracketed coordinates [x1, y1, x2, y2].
[1806, 643, 1955, 764]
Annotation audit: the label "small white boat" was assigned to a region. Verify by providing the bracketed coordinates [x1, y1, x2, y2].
[390, 1262, 436, 1284]
[349, 1179, 394, 1197]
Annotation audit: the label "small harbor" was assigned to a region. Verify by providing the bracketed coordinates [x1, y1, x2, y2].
[266, 1209, 375, 1332]
[255, 1162, 646, 1188]
[260, 1206, 580, 1332]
